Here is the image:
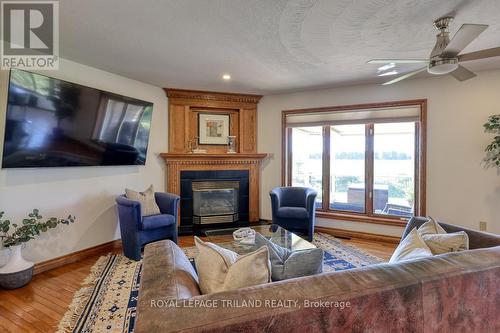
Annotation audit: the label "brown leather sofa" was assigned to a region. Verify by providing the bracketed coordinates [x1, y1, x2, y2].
[136, 217, 500, 332]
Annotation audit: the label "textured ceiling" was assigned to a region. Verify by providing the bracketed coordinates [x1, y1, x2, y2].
[60, 0, 500, 94]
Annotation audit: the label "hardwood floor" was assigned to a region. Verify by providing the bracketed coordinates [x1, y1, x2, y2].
[340, 238, 396, 261]
[0, 235, 396, 333]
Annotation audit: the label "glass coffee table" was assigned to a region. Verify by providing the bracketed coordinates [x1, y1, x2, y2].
[204, 224, 316, 255]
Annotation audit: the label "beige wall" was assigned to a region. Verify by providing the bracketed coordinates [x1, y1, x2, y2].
[258, 69, 500, 236]
[0, 59, 168, 264]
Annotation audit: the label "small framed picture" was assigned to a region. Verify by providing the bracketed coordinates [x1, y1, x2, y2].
[198, 113, 230, 145]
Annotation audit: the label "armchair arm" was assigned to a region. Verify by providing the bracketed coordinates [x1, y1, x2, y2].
[305, 189, 318, 215]
[270, 190, 281, 205]
[269, 188, 282, 219]
[155, 192, 180, 217]
[115, 195, 141, 231]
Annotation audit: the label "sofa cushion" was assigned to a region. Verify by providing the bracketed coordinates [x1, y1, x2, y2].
[389, 228, 433, 263]
[194, 236, 271, 294]
[254, 233, 323, 281]
[418, 217, 469, 254]
[421, 232, 469, 255]
[402, 216, 500, 249]
[277, 207, 308, 219]
[125, 184, 161, 217]
[141, 214, 175, 230]
[418, 217, 447, 235]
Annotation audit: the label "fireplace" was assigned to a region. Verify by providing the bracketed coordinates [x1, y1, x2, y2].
[179, 170, 250, 233]
[192, 181, 239, 224]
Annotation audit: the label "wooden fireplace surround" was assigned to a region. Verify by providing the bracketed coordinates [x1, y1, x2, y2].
[161, 89, 268, 226]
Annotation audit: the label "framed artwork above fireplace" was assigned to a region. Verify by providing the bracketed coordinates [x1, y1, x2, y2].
[198, 113, 230, 145]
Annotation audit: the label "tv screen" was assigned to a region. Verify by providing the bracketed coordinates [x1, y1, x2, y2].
[2, 69, 154, 168]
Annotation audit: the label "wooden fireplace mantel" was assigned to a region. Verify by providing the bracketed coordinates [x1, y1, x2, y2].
[160, 153, 269, 225]
[160, 153, 268, 163]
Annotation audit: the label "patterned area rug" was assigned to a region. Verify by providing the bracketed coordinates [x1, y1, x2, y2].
[57, 233, 383, 333]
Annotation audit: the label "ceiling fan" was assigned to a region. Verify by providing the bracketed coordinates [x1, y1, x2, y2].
[368, 16, 500, 85]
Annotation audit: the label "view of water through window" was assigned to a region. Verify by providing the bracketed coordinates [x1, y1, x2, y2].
[291, 126, 323, 207]
[373, 122, 415, 217]
[289, 121, 416, 217]
[330, 124, 366, 212]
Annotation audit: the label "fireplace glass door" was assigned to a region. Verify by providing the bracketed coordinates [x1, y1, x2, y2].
[192, 181, 239, 224]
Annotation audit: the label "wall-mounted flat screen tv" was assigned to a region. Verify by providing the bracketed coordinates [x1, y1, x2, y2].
[2, 69, 154, 168]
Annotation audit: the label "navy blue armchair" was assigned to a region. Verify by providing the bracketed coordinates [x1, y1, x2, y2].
[116, 192, 179, 260]
[270, 187, 317, 241]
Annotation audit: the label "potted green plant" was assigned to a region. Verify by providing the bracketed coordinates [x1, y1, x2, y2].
[484, 114, 500, 169]
[0, 209, 75, 289]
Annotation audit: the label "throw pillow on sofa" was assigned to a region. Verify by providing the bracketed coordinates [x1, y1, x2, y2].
[125, 184, 161, 217]
[389, 228, 433, 263]
[194, 236, 271, 294]
[418, 217, 447, 235]
[254, 233, 323, 281]
[418, 218, 469, 254]
[420, 233, 469, 254]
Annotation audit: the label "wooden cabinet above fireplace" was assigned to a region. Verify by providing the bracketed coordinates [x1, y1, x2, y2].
[164, 88, 262, 154]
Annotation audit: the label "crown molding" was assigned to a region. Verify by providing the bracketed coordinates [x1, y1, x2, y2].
[164, 88, 262, 104]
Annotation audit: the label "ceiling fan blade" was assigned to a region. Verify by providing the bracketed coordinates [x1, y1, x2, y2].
[382, 67, 428, 85]
[367, 59, 429, 64]
[458, 47, 500, 62]
[442, 24, 488, 57]
[449, 65, 477, 81]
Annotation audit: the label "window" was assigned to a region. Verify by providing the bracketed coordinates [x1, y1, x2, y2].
[290, 126, 323, 207]
[330, 124, 365, 213]
[373, 122, 415, 217]
[283, 101, 426, 225]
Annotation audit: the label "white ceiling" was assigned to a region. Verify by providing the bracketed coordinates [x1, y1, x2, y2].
[60, 0, 500, 94]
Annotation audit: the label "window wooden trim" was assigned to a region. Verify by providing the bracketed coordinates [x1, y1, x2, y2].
[282, 99, 427, 226]
[322, 125, 330, 210]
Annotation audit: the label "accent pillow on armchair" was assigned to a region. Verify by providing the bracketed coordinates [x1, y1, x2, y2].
[125, 185, 161, 217]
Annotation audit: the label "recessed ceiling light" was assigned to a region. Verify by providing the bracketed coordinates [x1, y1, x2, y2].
[378, 70, 398, 76]
[222, 74, 231, 80]
[377, 63, 396, 72]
